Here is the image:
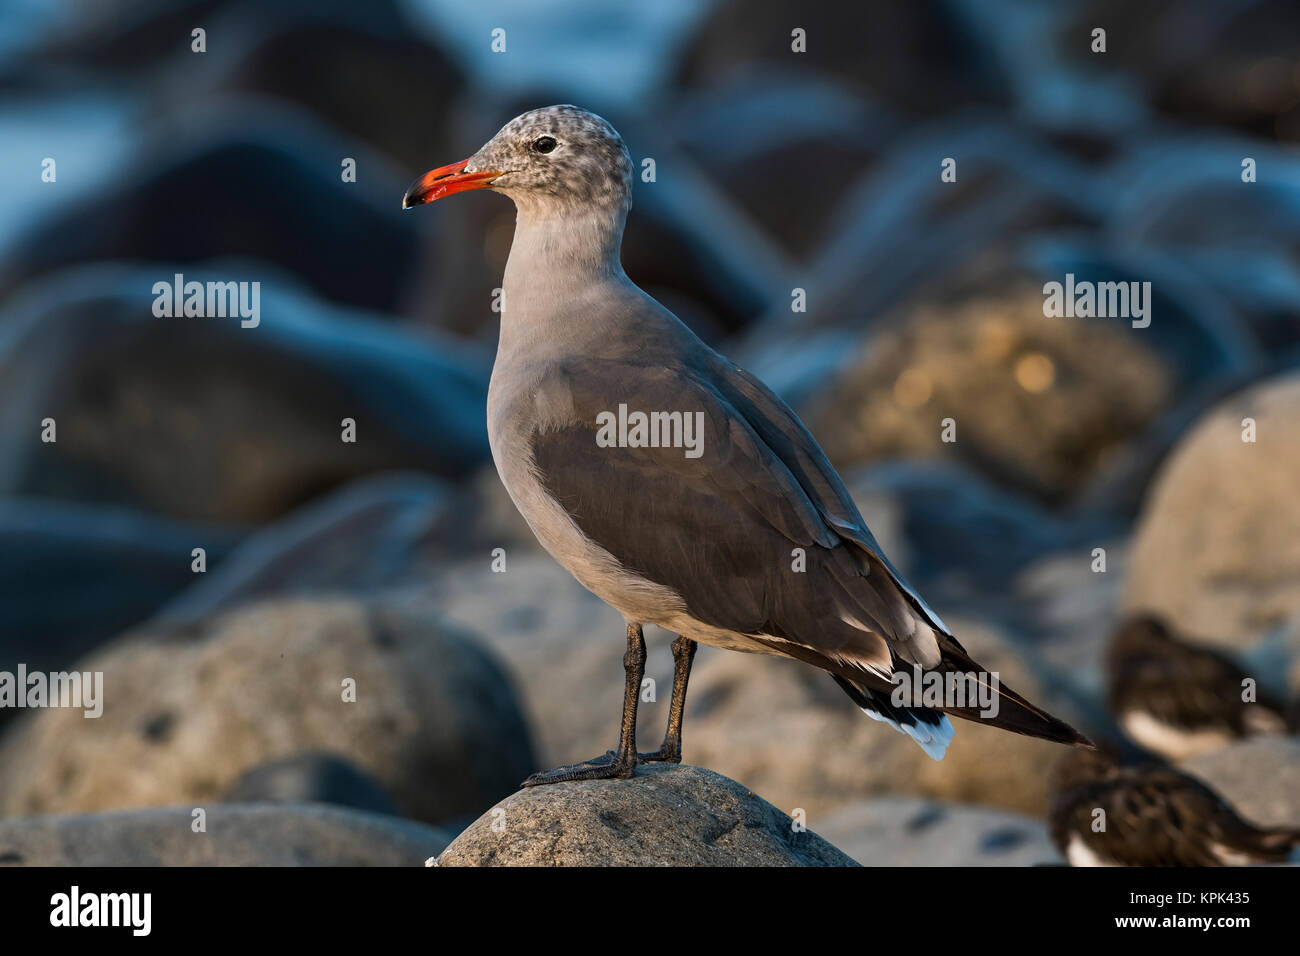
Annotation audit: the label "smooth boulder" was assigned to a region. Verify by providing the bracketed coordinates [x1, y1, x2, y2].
[221, 752, 400, 817]
[0, 499, 239, 705]
[0, 803, 447, 866]
[435, 764, 856, 867]
[1123, 373, 1300, 647]
[800, 285, 1173, 505]
[0, 106, 420, 313]
[157, 471, 454, 625]
[815, 796, 1060, 867]
[1182, 736, 1300, 830]
[0, 264, 489, 523]
[0, 597, 534, 827]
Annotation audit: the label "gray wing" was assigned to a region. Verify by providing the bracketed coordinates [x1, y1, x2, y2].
[707, 354, 953, 639]
[526, 355, 943, 679]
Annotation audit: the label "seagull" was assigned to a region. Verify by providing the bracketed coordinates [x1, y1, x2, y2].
[404, 105, 1091, 787]
[1107, 615, 1289, 760]
[1049, 745, 1299, 866]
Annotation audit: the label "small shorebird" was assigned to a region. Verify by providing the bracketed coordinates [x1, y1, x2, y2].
[1107, 615, 1288, 760]
[404, 105, 1091, 786]
[1049, 746, 1299, 866]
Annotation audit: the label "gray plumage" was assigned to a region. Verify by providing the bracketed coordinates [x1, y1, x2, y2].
[422, 105, 1090, 764]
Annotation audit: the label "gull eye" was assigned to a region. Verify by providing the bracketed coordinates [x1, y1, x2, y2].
[531, 135, 557, 154]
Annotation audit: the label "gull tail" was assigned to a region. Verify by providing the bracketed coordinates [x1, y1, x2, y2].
[832, 637, 1093, 761]
[832, 676, 955, 761]
[929, 636, 1093, 747]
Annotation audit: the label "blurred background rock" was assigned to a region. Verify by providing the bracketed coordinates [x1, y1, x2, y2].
[1, 0, 1298, 865]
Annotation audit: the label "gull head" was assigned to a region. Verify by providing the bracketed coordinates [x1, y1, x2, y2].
[402, 105, 633, 217]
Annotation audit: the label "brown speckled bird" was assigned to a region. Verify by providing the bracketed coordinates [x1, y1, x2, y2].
[1049, 746, 1299, 866]
[1107, 615, 1289, 760]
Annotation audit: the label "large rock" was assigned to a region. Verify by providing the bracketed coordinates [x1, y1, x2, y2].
[0, 264, 489, 522]
[674, 76, 897, 259]
[845, 461, 1070, 594]
[0, 597, 534, 826]
[1012, 543, 1129, 682]
[434, 464, 549, 559]
[0, 803, 447, 866]
[1123, 373, 1300, 648]
[814, 796, 1060, 867]
[435, 764, 856, 867]
[1015, 239, 1260, 385]
[1182, 736, 1300, 830]
[1059, 0, 1300, 137]
[800, 284, 1174, 506]
[157, 472, 453, 625]
[193, 0, 465, 168]
[221, 752, 399, 817]
[674, 0, 1007, 116]
[0, 105, 420, 313]
[735, 123, 1100, 397]
[0, 499, 240, 703]
[4, 0, 257, 76]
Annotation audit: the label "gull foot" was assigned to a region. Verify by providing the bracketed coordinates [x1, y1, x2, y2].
[521, 750, 636, 787]
[636, 745, 681, 764]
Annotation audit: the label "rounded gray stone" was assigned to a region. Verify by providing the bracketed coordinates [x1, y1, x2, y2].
[0, 803, 449, 866]
[435, 764, 857, 867]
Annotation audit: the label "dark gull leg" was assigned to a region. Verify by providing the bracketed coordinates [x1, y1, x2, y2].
[639, 635, 697, 763]
[520, 623, 645, 787]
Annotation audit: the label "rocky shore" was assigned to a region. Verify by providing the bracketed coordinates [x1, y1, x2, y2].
[2, 0, 1299, 866]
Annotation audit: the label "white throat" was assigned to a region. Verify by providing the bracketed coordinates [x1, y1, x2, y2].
[500, 202, 627, 328]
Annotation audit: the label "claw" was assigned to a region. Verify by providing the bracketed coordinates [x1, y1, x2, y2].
[521, 750, 635, 787]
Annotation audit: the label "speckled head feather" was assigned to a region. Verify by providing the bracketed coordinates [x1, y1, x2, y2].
[466, 105, 633, 217]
